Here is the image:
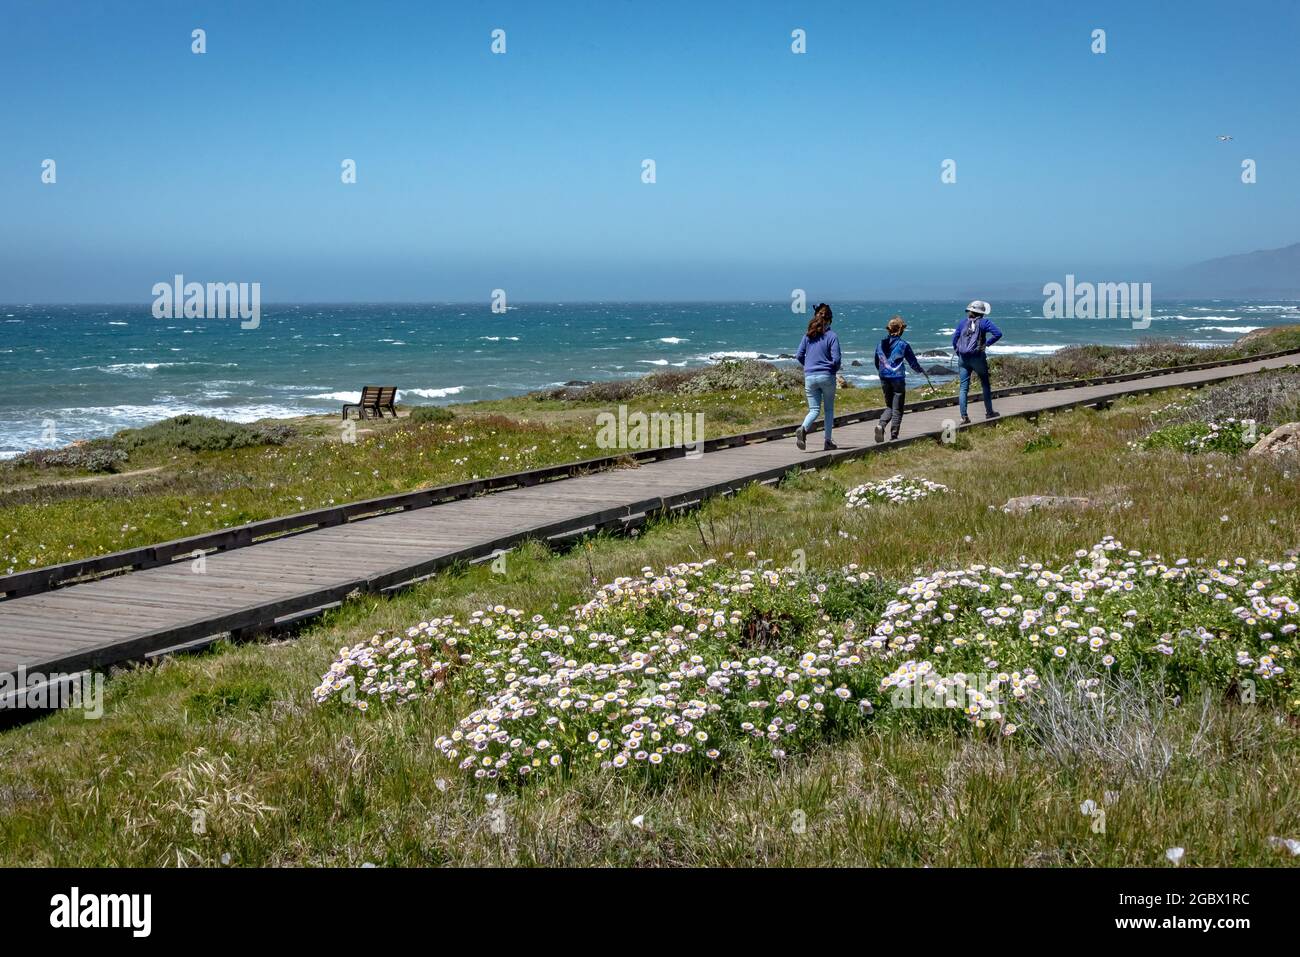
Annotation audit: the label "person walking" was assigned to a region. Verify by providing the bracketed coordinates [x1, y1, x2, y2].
[951, 300, 1002, 423]
[873, 315, 925, 442]
[794, 303, 841, 451]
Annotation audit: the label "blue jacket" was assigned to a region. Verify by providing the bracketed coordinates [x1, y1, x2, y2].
[951, 316, 1003, 356]
[874, 335, 924, 380]
[795, 330, 842, 376]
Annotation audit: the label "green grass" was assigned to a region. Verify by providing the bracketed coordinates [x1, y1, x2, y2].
[2, 379, 1299, 866]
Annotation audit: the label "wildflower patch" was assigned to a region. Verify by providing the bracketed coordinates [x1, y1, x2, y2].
[1131, 419, 1256, 455]
[844, 475, 949, 509]
[314, 539, 1300, 784]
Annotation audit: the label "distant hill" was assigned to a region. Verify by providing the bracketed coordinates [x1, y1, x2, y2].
[1166, 242, 1300, 298]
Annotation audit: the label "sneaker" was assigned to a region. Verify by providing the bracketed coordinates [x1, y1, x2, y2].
[795, 426, 806, 450]
[873, 421, 885, 443]
[985, 410, 1001, 419]
[823, 441, 839, 451]
[961, 415, 972, 425]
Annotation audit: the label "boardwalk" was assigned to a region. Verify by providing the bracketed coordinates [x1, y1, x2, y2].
[2, 350, 1298, 687]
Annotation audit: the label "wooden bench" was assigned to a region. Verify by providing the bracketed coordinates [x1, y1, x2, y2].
[341, 385, 398, 420]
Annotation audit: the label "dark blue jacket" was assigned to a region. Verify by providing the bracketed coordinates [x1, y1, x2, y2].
[874, 336, 924, 380]
[795, 330, 842, 376]
[951, 316, 1003, 356]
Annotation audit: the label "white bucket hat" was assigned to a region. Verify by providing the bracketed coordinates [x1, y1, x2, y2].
[965, 300, 991, 316]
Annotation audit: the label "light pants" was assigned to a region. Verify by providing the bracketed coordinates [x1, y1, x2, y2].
[801, 374, 836, 443]
[958, 353, 994, 418]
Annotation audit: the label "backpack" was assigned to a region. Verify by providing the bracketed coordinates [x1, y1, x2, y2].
[954, 317, 985, 355]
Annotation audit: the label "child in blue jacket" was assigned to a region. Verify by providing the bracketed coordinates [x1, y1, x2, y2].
[873, 315, 925, 442]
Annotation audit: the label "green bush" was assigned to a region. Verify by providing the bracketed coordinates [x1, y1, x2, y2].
[537, 359, 804, 402]
[992, 341, 1215, 386]
[1021, 431, 1062, 453]
[13, 443, 127, 473]
[113, 415, 295, 454]
[678, 359, 804, 395]
[408, 405, 455, 424]
[1135, 420, 1253, 455]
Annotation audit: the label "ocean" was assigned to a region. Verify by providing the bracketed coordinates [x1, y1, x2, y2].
[2, 299, 1297, 458]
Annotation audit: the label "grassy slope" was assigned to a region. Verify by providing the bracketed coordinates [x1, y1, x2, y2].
[2, 380, 1299, 866]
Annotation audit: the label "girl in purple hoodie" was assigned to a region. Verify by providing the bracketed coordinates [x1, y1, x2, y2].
[794, 303, 842, 451]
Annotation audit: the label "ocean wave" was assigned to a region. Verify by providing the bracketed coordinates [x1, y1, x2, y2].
[1156, 315, 1242, 322]
[98, 361, 239, 377]
[307, 391, 362, 403]
[479, 336, 521, 342]
[402, 386, 464, 399]
[988, 344, 1067, 355]
[704, 350, 779, 361]
[658, 337, 688, 344]
[638, 359, 670, 366]
[1198, 325, 1263, 333]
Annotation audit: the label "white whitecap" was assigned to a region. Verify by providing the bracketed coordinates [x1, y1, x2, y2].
[403, 386, 464, 399]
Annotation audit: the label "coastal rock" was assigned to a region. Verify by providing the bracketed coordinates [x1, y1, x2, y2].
[919, 349, 950, 357]
[851, 359, 863, 367]
[924, 364, 955, 376]
[836, 374, 854, 389]
[563, 380, 593, 387]
[1002, 495, 1092, 515]
[1249, 422, 1300, 457]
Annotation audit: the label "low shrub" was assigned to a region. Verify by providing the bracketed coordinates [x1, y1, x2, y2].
[992, 341, 1216, 387]
[1021, 431, 1063, 454]
[1133, 420, 1255, 455]
[537, 359, 802, 401]
[114, 415, 295, 453]
[408, 405, 455, 424]
[12, 443, 127, 473]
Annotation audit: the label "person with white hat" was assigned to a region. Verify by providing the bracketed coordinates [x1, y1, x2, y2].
[950, 300, 1002, 423]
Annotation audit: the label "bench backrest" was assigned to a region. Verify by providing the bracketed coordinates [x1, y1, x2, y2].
[377, 386, 397, 406]
[358, 385, 383, 404]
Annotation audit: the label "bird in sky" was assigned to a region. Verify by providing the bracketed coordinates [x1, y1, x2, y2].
[1217, 134, 1234, 142]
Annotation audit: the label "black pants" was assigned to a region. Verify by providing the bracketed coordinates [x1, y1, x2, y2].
[880, 378, 906, 438]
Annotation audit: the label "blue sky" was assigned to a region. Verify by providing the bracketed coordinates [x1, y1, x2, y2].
[1, 0, 1296, 301]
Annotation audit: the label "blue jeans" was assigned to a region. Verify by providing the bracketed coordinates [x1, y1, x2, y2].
[958, 353, 994, 418]
[801, 374, 836, 442]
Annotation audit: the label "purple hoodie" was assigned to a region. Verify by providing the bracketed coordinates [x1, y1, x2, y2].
[795, 330, 842, 376]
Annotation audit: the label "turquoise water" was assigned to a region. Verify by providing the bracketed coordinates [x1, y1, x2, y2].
[1, 299, 1297, 457]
